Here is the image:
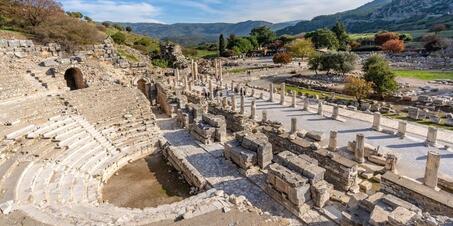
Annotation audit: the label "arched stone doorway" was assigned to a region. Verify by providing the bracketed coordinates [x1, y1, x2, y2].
[64, 68, 86, 90]
[137, 79, 147, 96]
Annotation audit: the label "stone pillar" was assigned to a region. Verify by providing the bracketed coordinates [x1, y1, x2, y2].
[280, 83, 286, 105]
[304, 98, 309, 111]
[219, 60, 223, 82]
[397, 121, 407, 138]
[183, 74, 188, 91]
[240, 95, 245, 115]
[188, 80, 193, 91]
[291, 91, 297, 108]
[269, 83, 274, 102]
[385, 154, 398, 174]
[231, 95, 237, 112]
[372, 112, 381, 131]
[332, 105, 339, 119]
[175, 68, 180, 82]
[260, 92, 264, 100]
[317, 102, 323, 115]
[194, 62, 199, 80]
[250, 100, 256, 120]
[424, 150, 440, 189]
[290, 118, 297, 134]
[215, 59, 219, 80]
[209, 79, 213, 99]
[328, 131, 337, 152]
[426, 127, 438, 146]
[355, 134, 365, 163]
[231, 81, 234, 92]
[262, 110, 267, 122]
[251, 89, 255, 97]
[222, 97, 228, 109]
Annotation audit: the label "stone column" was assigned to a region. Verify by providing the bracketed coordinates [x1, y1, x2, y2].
[355, 134, 365, 163]
[290, 118, 297, 134]
[231, 95, 237, 112]
[328, 131, 337, 152]
[385, 154, 398, 174]
[291, 91, 297, 108]
[188, 80, 193, 91]
[250, 100, 256, 120]
[269, 83, 274, 102]
[262, 110, 267, 122]
[304, 98, 309, 111]
[426, 127, 438, 146]
[194, 62, 199, 81]
[251, 89, 255, 97]
[397, 121, 407, 138]
[240, 95, 245, 115]
[175, 68, 180, 82]
[209, 79, 213, 99]
[215, 59, 219, 80]
[332, 105, 339, 119]
[317, 102, 323, 115]
[372, 112, 381, 131]
[219, 60, 223, 81]
[280, 83, 286, 105]
[183, 74, 188, 91]
[260, 92, 264, 100]
[222, 97, 228, 109]
[231, 81, 234, 92]
[424, 150, 440, 189]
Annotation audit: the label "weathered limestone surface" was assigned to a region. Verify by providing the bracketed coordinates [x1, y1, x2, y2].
[224, 132, 272, 170]
[190, 113, 227, 144]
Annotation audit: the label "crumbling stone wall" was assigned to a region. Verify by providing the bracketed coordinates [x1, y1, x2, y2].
[0, 39, 61, 58]
[262, 127, 358, 191]
[208, 103, 256, 132]
[381, 172, 453, 217]
[156, 82, 178, 116]
[224, 132, 272, 170]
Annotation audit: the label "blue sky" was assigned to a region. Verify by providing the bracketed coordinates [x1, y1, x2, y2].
[59, 0, 372, 24]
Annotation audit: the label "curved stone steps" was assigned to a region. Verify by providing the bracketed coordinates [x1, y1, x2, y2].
[0, 160, 32, 203]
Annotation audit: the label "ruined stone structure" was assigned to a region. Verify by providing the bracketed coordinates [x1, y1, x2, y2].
[224, 132, 272, 171]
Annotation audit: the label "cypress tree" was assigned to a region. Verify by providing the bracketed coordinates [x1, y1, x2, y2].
[219, 34, 225, 56]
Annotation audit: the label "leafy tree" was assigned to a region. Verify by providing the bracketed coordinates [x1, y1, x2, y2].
[430, 24, 447, 34]
[399, 33, 412, 42]
[245, 36, 259, 49]
[227, 35, 254, 55]
[102, 21, 111, 27]
[334, 52, 358, 75]
[305, 28, 340, 50]
[125, 26, 132, 32]
[382, 39, 405, 53]
[363, 54, 398, 98]
[331, 21, 349, 50]
[218, 34, 226, 56]
[111, 32, 126, 44]
[423, 34, 447, 52]
[374, 32, 399, 46]
[113, 23, 124, 31]
[288, 39, 315, 59]
[250, 26, 276, 47]
[344, 76, 373, 106]
[67, 11, 83, 19]
[10, 0, 63, 27]
[308, 52, 322, 75]
[273, 52, 292, 64]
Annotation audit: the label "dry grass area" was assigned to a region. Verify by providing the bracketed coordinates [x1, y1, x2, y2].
[0, 29, 30, 40]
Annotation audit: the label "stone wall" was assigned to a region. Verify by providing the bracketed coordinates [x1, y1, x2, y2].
[156, 82, 178, 116]
[208, 102, 256, 132]
[261, 127, 358, 191]
[0, 39, 61, 58]
[381, 172, 453, 217]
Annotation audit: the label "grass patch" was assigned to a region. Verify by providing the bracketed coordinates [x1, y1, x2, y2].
[391, 114, 453, 131]
[285, 85, 355, 101]
[227, 68, 249, 74]
[0, 29, 30, 39]
[106, 27, 159, 54]
[393, 70, 453, 80]
[116, 48, 139, 62]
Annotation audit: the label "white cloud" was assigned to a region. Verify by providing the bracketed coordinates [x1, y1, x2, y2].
[220, 0, 373, 23]
[60, 0, 161, 23]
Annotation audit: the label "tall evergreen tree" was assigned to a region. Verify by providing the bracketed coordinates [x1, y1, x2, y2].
[219, 34, 226, 56]
[331, 21, 349, 51]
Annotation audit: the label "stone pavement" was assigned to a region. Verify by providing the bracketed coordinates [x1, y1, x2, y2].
[157, 117, 329, 225]
[233, 89, 453, 181]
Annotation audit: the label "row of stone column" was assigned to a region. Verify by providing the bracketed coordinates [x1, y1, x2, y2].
[214, 59, 223, 81]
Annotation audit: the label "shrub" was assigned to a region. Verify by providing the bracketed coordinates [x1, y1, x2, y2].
[9, 0, 63, 27]
[111, 32, 126, 44]
[363, 54, 398, 98]
[288, 38, 315, 59]
[152, 58, 170, 68]
[308, 52, 322, 74]
[344, 76, 373, 105]
[375, 32, 400, 46]
[32, 16, 105, 50]
[273, 52, 292, 64]
[382, 39, 405, 53]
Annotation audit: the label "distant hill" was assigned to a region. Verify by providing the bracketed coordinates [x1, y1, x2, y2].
[277, 0, 453, 35]
[122, 20, 300, 46]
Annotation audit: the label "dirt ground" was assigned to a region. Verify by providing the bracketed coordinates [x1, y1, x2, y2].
[102, 151, 191, 209]
[147, 208, 290, 226]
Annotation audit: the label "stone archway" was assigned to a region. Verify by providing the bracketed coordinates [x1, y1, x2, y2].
[64, 68, 86, 90]
[137, 79, 147, 96]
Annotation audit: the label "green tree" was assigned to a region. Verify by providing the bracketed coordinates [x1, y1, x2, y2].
[288, 39, 315, 59]
[334, 52, 358, 75]
[331, 21, 349, 50]
[125, 26, 132, 32]
[250, 26, 276, 47]
[227, 35, 253, 55]
[67, 11, 83, 19]
[308, 52, 322, 75]
[344, 76, 373, 106]
[111, 32, 126, 44]
[219, 34, 226, 56]
[305, 28, 339, 50]
[363, 55, 398, 99]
